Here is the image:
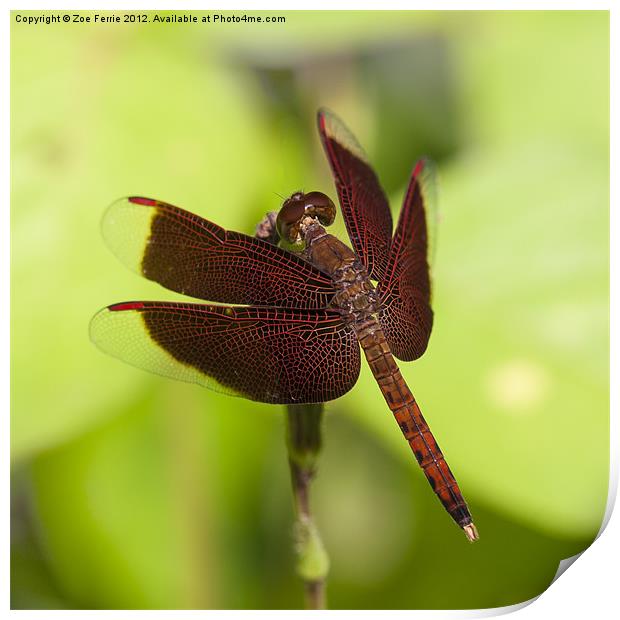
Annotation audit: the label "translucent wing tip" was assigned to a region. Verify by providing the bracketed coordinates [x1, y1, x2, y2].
[412, 156, 436, 183]
[89, 304, 138, 356]
[317, 106, 341, 141]
[412, 158, 438, 214]
[412, 157, 439, 269]
[316, 107, 369, 164]
[88, 303, 241, 397]
[100, 197, 160, 275]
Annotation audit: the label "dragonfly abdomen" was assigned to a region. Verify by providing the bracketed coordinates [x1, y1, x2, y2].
[303, 224, 477, 540]
[355, 318, 478, 540]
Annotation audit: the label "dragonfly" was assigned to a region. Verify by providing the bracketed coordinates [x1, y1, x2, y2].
[90, 109, 478, 541]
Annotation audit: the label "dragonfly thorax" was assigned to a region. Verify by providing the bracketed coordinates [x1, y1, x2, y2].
[297, 220, 381, 323]
[331, 264, 380, 323]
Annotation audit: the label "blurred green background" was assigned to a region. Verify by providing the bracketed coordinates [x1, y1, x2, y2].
[11, 10, 609, 610]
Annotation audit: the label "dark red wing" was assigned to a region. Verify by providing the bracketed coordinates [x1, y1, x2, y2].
[90, 301, 360, 404]
[102, 197, 336, 308]
[377, 160, 436, 361]
[317, 109, 392, 281]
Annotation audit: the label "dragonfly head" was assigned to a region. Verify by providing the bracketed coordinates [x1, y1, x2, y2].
[276, 191, 336, 244]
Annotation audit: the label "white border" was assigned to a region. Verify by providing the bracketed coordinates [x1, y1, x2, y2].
[3, 1, 617, 10]
[2, 0, 613, 11]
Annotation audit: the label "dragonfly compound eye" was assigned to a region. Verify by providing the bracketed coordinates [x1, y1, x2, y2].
[276, 195, 306, 243]
[303, 191, 336, 227]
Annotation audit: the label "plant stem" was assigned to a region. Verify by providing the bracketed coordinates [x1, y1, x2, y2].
[285, 403, 329, 610]
[254, 213, 329, 608]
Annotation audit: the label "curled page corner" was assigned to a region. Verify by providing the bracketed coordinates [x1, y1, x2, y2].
[552, 552, 584, 584]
